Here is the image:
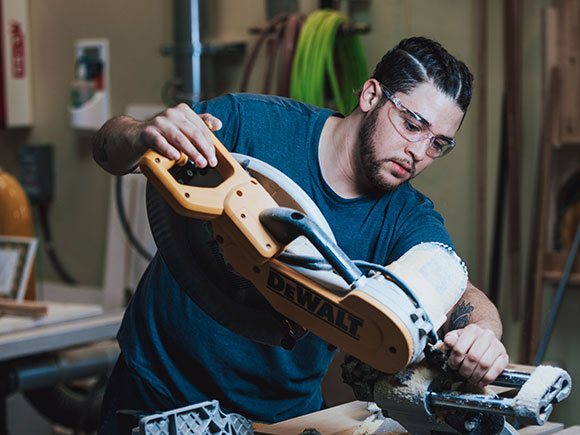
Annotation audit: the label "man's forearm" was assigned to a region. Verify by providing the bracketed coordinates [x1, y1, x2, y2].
[443, 280, 508, 385]
[92, 116, 147, 175]
[446, 280, 502, 339]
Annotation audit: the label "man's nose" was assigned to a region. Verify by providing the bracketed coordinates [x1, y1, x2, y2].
[405, 136, 430, 160]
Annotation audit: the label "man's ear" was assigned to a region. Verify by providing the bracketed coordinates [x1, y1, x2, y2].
[359, 78, 383, 113]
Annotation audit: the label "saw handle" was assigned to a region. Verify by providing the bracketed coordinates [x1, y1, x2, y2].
[138, 131, 252, 220]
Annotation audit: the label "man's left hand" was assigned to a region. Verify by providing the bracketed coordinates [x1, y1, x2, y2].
[444, 324, 509, 388]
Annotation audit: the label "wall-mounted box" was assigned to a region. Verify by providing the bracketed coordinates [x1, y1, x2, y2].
[0, 0, 34, 128]
[69, 39, 110, 131]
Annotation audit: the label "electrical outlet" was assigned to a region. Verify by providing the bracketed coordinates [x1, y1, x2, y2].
[18, 144, 53, 204]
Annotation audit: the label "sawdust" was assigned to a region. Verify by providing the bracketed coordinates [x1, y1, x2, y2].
[353, 412, 409, 435]
[373, 362, 434, 405]
[353, 413, 385, 435]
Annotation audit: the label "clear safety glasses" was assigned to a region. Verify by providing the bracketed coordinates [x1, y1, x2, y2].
[382, 87, 456, 159]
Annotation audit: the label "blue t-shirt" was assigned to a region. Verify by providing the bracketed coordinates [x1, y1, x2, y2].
[118, 94, 453, 423]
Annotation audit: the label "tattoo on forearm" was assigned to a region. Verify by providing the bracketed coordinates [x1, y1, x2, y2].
[449, 301, 474, 330]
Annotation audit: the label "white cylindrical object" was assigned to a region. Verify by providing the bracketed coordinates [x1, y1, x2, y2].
[385, 242, 468, 331]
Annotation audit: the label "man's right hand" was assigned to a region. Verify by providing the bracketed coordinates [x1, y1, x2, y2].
[133, 103, 222, 168]
[92, 103, 222, 175]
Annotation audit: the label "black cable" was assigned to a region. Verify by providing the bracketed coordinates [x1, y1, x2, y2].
[353, 260, 439, 344]
[115, 176, 154, 263]
[279, 244, 438, 344]
[278, 247, 438, 344]
[36, 202, 77, 285]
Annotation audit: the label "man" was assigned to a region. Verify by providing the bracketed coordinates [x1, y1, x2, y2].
[94, 37, 508, 434]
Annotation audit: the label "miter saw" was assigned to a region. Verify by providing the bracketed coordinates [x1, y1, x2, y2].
[139, 132, 571, 434]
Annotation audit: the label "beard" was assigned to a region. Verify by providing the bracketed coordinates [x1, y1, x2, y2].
[357, 106, 416, 192]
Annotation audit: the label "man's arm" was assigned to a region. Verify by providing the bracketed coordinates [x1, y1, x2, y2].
[442, 280, 509, 387]
[92, 103, 222, 175]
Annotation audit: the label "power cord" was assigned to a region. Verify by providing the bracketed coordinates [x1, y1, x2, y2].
[114, 176, 154, 263]
[37, 202, 77, 285]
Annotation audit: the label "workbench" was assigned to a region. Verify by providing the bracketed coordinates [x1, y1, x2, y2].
[254, 400, 579, 434]
[0, 302, 122, 361]
[0, 302, 123, 434]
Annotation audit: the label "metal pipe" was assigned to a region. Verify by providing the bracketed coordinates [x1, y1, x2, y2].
[534, 224, 580, 365]
[492, 370, 530, 388]
[174, 0, 204, 104]
[188, 0, 202, 103]
[13, 341, 119, 392]
[428, 392, 515, 417]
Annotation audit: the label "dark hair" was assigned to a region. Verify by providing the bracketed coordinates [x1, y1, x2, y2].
[372, 37, 473, 112]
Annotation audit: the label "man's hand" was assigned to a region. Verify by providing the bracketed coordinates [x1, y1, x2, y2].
[135, 103, 222, 168]
[93, 103, 223, 176]
[444, 324, 509, 388]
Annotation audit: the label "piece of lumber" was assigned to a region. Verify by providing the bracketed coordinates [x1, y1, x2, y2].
[543, 251, 580, 283]
[504, 0, 524, 321]
[254, 401, 407, 435]
[489, 96, 508, 306]
[555, 0, 580, 143]
[476, 0, 489, 290]
[518, 421, 565, 434]
[552, 426, 580, 434]
[520, 70, 560, 363]
[0, 299, 48, 318]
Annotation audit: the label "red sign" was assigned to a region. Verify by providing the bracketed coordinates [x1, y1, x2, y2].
[10, 20, 25, 79]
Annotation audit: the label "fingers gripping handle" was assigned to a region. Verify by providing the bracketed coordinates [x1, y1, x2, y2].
[138, 132, 251, 220]
[139, 131, 284, 265]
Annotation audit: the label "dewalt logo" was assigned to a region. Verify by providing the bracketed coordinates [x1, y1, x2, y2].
[266, 269, 364, 340]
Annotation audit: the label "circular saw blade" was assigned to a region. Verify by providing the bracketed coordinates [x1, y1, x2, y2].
[146, 154, 334, 347]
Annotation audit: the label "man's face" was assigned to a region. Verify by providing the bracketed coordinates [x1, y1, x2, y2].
[358, 81, 465, 191]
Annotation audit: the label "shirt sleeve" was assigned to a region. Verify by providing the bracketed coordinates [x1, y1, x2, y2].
[387, 188, 454, 264]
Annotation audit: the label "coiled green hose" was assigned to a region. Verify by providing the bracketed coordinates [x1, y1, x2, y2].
[290, 9, 368, 115]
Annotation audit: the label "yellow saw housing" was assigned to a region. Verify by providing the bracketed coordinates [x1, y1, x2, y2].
[140, 133, 440, 373]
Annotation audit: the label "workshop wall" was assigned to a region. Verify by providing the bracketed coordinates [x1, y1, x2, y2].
[1, 0, 578, 426]
[0, 0, 497, 291]
[0, 0, 501, 289]
[0, 0, 174, 285]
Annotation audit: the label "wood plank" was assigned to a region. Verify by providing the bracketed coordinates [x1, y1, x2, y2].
[504, 0, 524, 320]
[557, 0, 580, 143]
[476, 0, 489, 289]
[507, 363, 535, 372]
[255, 401, 407, 435]
[520, 71, 560, 363]
[518, 422, 565, 434]
[542, 271, 580, 284]
[519, 8, 561, 363]
[543, 7, 559, 106]
[0, 299, 47, 317]
[489, 96, 509, 306]
[543, 251, 580, 273]
[553, 426, 580, 434]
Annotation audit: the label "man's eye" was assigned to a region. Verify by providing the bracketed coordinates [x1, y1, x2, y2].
[404, 119, 421, 133]
[432, 140, 445, 151]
